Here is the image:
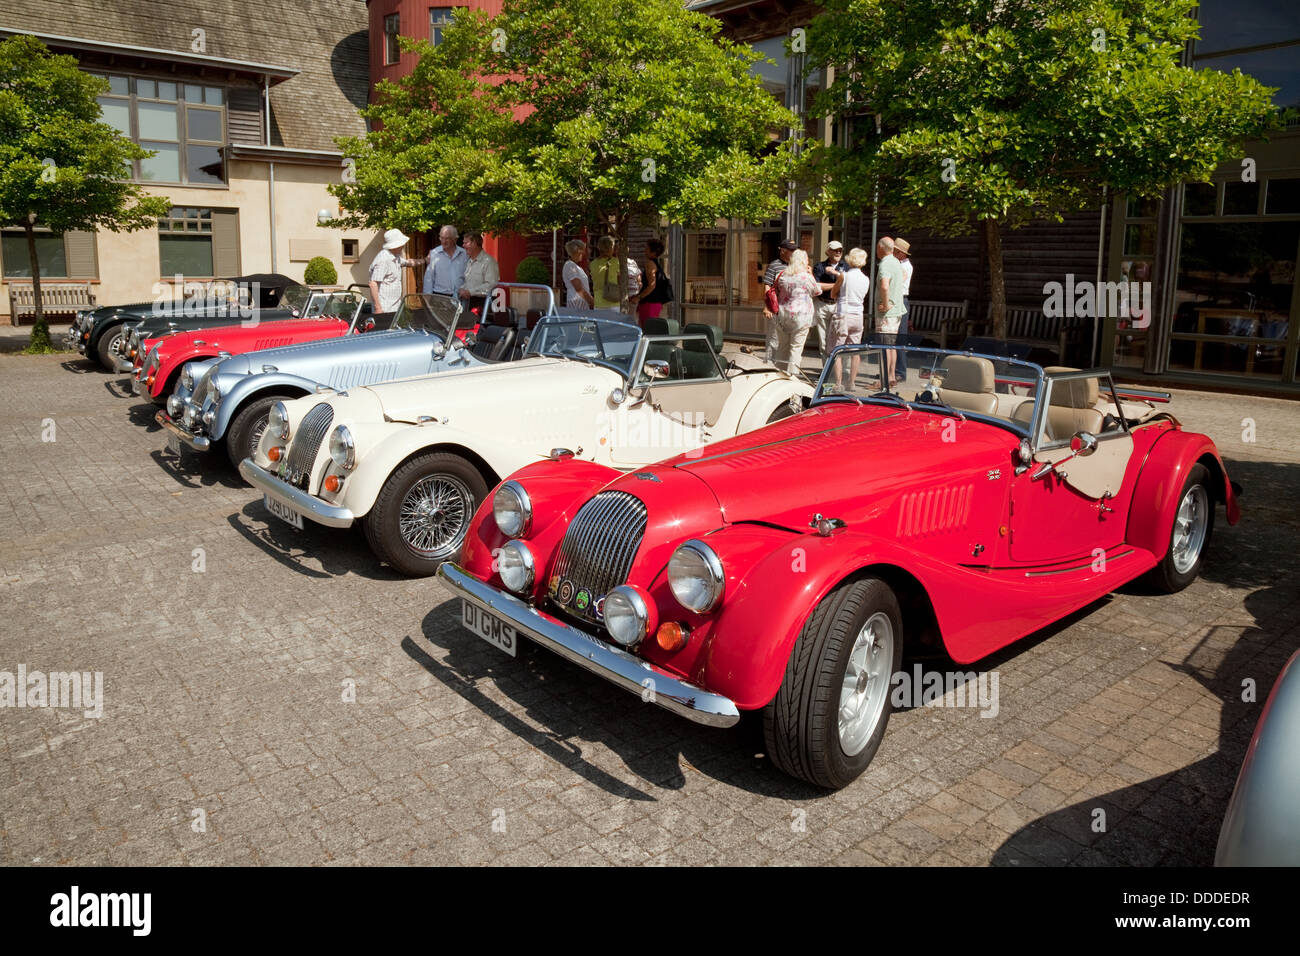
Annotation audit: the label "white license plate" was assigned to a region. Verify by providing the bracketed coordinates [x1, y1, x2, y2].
[462, 600, 517, 657]
[166, 434, 183, 456]
[264, 494, 304, 530]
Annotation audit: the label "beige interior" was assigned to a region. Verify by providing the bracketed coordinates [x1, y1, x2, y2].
[935, 356, 998, 416]
[1034, 432, 1135, 499]
[644, 380, 733, 426]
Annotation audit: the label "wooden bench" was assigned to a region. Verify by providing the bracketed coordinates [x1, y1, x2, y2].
[8, 281, 96, 325]
[906, 299, 969, 349]
[966, 302, 1091, 365]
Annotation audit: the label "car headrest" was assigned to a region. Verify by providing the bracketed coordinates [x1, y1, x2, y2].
[942, 355, 995, 394]
[525, 309, 542, 329]
[643, 317, 680, 336]
[683, 323, 723, 352]
[1046, 368, 1098, 408]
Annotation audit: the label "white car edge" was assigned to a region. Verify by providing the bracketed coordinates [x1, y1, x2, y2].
[240, 315, 812, 576]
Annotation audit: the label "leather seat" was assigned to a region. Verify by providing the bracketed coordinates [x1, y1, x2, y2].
[642, 317, 680, 336]
[676, 323, 724, 379]
[1011, 368, 1104, 438]
[471, 324, 515, 361]
[939, 356, 998, 416]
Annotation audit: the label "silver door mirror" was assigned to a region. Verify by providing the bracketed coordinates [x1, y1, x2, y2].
[643, 359, 670, 380]
[1069, 431, 1098, 457]
[432, 341, 446, 360]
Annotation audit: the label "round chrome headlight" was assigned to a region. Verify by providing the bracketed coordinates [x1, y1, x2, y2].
[328, 425, 355, 469]
[493, 480, 532, 538]
[497, 540, 535, 595]
[208, 380, 220, 405]
[268, 401, 289, 440]
[603, 585, 654, 648]
[668, 540, 725, 613]
[166, 395, 183, 419]
[182, 403, 198, 429]
[180, 363, 196, 391]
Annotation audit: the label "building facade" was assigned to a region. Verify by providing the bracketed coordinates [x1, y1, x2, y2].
[1, 1, 377, 323]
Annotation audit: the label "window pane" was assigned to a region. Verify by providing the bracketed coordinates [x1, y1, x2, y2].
[184, 84, 203, 102]
[1266, 178, 1300, 215]
[1, 231, 68, 278]
[140, 142, 181, 181]
[157, 81, 177, 101]
[137, 102, 178, 140]
[1198, 45, 1300, 112]
[107, 74, 129, 95]
[205, 86, 223, 105]
[97, 97, 131, 136]
[186, 107, 223, 142]
[159, 234, 214, 277]
[186, 145, 225, 185]
[1223, 181, 1261, 216]
[135, 78, 156, 99]
[1184, 182, 1218, 216]
[1123, 223, 1157, 256]
[1170, 221, 1297, 377]
[1194, 0, 1300, 56]
[1126, 195, 1159, 218]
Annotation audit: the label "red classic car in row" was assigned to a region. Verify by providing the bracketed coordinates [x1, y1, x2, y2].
[129, 290, 381, 404]
[440, 343, 1240, 789]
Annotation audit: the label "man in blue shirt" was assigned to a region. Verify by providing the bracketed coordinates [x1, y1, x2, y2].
[421, 225, 468, 298]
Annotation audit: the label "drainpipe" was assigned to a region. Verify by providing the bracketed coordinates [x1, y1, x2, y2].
[268, 161, 277, 273]
[1093, 185, 1107, 367]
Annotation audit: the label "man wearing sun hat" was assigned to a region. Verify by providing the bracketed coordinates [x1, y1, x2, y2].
[369, 228, 412, 315]
[813, 240, 845, 359]
[892, 237, 913, 380]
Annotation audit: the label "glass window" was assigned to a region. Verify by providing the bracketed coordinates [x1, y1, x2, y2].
[204, 86, 223, 106]
[430, 7, 455, 45]
[1266, 178, 1300, 214]
[137, 101, 178, 140]
[159, 207, 215, 277]
[185, 146, 224, 186]
[1194, 0, 1300, 56]
[184, 84, 203, 103]
[385, 13, 401, 64]
[1197, 45, 1300, 112]
[1126, 195, 1159, 218]
[157, 81, 177, 102]
[186, 107, 222, 142]
[97, 98, 131, 136]
[1223, 181, 1262, 216]
[1, 230, 68, 278]
[140, 143, 181, 182]
[107, 74, 129, 95]
[1123, 223, 1158, 257]
[1184, 182, 1218, 216]
[135, 78, 156, 99]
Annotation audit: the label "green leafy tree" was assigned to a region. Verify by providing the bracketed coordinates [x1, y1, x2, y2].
[331, 0, 800, 295]
[0, 35, 171, 352]
[802, 0, 1279, 337]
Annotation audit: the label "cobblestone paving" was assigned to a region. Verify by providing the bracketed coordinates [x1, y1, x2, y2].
[0, 349, 1296, 866]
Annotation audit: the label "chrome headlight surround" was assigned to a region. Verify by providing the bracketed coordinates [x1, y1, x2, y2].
[328, 425, 355, 470]
[268, 401, 290, 441]
[208, 379, 221, 406]
[493, 480, 532, 538]
[166, 395, 184, 419]
[180, 363, 196, 391]
[497, 540, 535, 595]
[603, 585, 656, 648]
[667, 539, 725, 614]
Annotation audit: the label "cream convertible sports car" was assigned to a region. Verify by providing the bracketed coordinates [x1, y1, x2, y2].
[240, 315, 812, 576]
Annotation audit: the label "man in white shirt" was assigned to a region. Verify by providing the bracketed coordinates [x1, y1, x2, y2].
[459, 231, 501, 319]
[368, 228, 411, 315]
[893, 238, 913, 379]
[421, 224, 468, 298]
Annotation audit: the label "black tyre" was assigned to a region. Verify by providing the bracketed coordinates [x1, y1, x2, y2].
[226, 395, 287, 471]
[1147, 463, 1215, 593]
[763, 576, 903, 789]
[364, 452, 488, 577]
[765, 398, 799, 424]
[96, 324, 125, 370]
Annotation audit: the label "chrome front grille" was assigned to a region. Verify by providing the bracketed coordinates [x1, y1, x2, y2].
[281, 403, 333, 489]
[547, 491, 647, 623]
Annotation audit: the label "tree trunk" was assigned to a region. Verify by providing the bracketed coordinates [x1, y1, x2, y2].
[25, 219, 51, 349]
[985, 218, 1007, 341]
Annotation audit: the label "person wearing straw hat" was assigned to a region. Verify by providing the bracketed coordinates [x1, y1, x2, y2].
[892, 238, 914, 381]
[369, 228, 413, 314]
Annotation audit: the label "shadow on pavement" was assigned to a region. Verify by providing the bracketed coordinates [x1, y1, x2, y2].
[227, 501, 401, 582]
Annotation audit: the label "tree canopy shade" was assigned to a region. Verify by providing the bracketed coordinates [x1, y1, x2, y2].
[329, 0, 800, 294]
[0, 34, 172, 349]
[801, 0, 1279, 337]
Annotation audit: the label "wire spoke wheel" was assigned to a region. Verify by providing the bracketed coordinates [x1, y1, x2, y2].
[398, 474, 472, 557]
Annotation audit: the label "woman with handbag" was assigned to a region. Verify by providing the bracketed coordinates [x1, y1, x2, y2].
[634, 238, 672, 325]
[767, 249, 821, 376]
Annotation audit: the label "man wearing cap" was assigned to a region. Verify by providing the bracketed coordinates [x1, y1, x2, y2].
[762, 239, 797, 362]
[893, 238, 914, 380]
[813, 240, 845, 359]
[369, 228, 412, 315]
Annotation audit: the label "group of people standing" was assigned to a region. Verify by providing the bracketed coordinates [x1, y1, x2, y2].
[561, 236, 673, 325]
[369, 225, 501, 318]
[763, 235, 913, 387]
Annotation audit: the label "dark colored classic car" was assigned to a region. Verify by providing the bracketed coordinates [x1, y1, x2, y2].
[67, 274, 305, 370]
[440, 342, 1240, 789]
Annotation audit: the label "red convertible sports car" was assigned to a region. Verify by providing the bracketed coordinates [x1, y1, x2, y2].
[439, 343, 1240, 788]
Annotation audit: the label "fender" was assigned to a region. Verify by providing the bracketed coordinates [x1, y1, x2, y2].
[151, 348, 222, 397]
[1126, 428, 1240, 559]
[212, 372, 320, 440]
[735, 376, 813, 434]
[460, 458, 621, 582]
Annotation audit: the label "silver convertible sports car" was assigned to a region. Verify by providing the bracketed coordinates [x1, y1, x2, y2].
[156, 286, 554, 469]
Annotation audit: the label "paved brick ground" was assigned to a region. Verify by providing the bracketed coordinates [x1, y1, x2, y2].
[0, 348, 1296, 865]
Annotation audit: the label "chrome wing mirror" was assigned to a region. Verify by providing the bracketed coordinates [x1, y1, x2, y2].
[643, 359, 670, 381]
[1032, 431, 1098, 481]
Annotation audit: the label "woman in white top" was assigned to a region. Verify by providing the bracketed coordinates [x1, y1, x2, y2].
[562, 239, 593, 311]
[829, 247, 870, 389]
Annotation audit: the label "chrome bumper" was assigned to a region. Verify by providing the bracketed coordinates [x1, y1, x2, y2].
[437, 563, 741, 728]
[154, 410, 211, 451]
[114, 355, 135, 373]
[238, 459, 355, 528]
[130, 374, 144, 396]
